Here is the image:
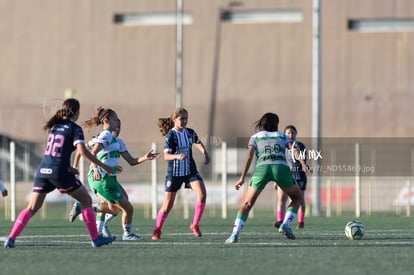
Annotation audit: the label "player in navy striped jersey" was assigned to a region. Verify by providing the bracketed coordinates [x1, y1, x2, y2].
[274, 125, 308, 229]
[152, 107, 211, 240]
[4, 98, 116, 248]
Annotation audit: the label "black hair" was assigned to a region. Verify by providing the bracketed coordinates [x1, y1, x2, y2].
[253, 113, 279, 132]
[284, 125, 297, 134]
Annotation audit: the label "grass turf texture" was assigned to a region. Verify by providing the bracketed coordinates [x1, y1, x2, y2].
[0, 208, 413, 275]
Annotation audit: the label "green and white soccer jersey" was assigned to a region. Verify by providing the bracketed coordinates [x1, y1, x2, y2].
[249, 131, 290, 167]
[87, 129, 124, 203]
[95, 129, 121, 176]
[248, 131, 294, 190]
[117, 137, 128, 154]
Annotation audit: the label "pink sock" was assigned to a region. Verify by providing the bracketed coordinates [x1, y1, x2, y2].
[277, 210, 285, 222]
[298, 210, 305, 223]
[82, 207, 99, 240]
[192, 202, 206, 225]
[9, 208, 33, 239]
[155, 210, 169, 230]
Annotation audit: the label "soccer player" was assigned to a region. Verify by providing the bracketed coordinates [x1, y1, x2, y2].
[4, 98, 116, 248]
[81, 107, 155, 241]
[274, 125, 308, 229]
[0, 179, 7, 237]
[0, 179, 8, 197]
[69, 119, 159, 238]
[225, 113, 310, 243]
[151, 107, 211, 240]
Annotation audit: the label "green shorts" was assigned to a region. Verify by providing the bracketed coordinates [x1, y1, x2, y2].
[250, 164, 295, 191]
[88, 173, 124, 204]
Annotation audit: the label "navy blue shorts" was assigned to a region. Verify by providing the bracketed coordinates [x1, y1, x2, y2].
[164, 173, 203, 192]
[33, 175, 83, 194]
[294, 178, 307, 191]
[292, 171, 307, 191]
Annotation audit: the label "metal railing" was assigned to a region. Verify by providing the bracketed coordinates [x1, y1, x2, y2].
[1, 137, 414, 221]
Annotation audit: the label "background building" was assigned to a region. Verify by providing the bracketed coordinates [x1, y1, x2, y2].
[1, 0, 413, 145]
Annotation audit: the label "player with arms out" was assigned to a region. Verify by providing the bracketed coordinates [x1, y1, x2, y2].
[4, 98, 116, 248]
[225, 113, 310, 243]
[152, 107, 211, 240]
[69, 119, 159, 237]
[82, 107, 153, 241]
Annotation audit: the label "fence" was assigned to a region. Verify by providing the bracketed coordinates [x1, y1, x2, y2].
[1, 137, 414, 221]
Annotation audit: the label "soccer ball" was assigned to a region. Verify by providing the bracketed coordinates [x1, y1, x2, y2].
[344, 220, 365, 240]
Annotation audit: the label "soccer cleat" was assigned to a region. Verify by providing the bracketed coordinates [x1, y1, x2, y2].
[4, 237, 15, 248]
[102, 224, 112, 238]
[273, 221, 283, 229]
[122, 233, 144, 241]
[152, 229, 161, 240]
[278, 224, 296, 240]
[189, 224, 202, 237]
[91, 234, 115, 248]
[225, 234, 238, 244]
[69, 202, 82, 222]
[297, 222, 304, 229]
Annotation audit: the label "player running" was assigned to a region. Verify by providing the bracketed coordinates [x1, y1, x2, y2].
[80, 107, 157, 241]
[152, 107, 210, 240]
[225, 113, 310, 243]
[274, 125, 308, 229]
[4, 98, 116, 248]
[69, 119, 159, 238]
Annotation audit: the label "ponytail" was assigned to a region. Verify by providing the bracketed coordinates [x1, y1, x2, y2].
[43, 98, 80, 131]
[83, 106, 115, 131]
[157, 107, 188, 136]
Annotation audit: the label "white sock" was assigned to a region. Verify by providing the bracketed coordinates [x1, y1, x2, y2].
[232, 218, 245, 235]
[96, 220, 104, 234]
[123, 223, 133, 235]
[104, 213, 116, 224]
[282, 210, 297, 227]
[92, 203, 100, 213]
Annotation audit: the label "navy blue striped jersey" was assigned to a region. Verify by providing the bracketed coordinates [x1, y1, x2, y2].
[285, 140, 307, 180]
[164, 127, 200, 177]
[36, 119, 85, 178]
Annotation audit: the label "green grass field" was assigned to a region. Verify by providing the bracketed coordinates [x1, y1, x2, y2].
[1, 208, 413, 275]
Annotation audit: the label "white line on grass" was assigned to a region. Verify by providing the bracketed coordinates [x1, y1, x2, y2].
[2, 233, 414, 247]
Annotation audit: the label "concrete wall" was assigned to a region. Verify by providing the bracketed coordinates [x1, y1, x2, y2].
[0, 0, 413, 149]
